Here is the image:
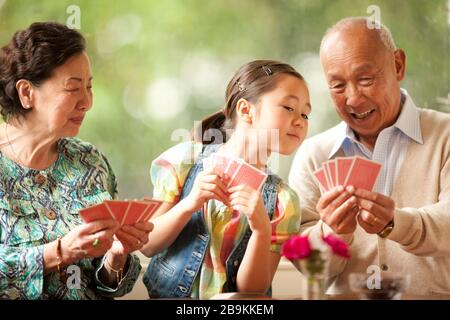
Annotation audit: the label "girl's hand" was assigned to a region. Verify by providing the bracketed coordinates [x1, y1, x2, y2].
[182, 169, 229, 212]
[109, 221, 154, 257]
[228, 185, 271, 236]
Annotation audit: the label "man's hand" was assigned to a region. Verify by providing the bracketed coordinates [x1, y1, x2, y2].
[354, 188, 395, 234]
[316, 186, 359, 234]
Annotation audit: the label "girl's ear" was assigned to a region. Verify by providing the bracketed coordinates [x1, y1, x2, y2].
[235, 98, 255, 124]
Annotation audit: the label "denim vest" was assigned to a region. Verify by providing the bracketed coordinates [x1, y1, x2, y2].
[143, 143, 281, 298]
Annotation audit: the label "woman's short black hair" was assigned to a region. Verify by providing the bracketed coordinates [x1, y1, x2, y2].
[0, 22, 86, 121]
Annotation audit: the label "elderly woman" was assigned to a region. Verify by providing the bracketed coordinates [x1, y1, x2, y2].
[0, 22, 152, 299]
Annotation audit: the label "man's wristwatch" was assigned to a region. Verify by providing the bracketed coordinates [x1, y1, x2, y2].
[377, 219, 395, 238]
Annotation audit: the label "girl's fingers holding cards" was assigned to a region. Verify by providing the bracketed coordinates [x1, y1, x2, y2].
[229, 195, 250, 207]
[228, 185, 244, 192]
[201, 167, 215, 175]
[228, 184, 251, 193]
[199, 186, 229, 205]
[228, 185, 259, 199]
[200, 182, 228, 201]
[201, 174, 228, 194]
[228, 188, 252, 200]
[221, 173, 231, 186]
[229, 204, 248, 215]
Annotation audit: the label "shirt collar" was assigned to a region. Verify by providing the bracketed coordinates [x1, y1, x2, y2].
[328, 88, 423, 159]
[328, 122, 348, 159]
[393, 89, 423, 144]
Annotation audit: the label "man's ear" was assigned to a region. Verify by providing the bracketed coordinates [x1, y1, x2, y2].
[235, 98, 255, 124]
[393, 49, 406, 81]
[15, 79, 34, 109]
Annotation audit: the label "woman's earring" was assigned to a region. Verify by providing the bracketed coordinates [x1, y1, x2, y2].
[23, 104, 30, 109]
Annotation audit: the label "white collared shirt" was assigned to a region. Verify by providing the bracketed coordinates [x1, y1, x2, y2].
[328, 89, 423, 196]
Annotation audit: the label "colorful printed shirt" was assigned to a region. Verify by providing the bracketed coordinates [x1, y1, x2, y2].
[0, 138, 141, 299]
[151, 141, 301, 299]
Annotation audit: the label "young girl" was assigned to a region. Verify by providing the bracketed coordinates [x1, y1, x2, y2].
[141, 60, 311, 299]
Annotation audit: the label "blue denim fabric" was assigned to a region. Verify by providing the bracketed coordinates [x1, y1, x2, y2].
[143, 144, 281, 298]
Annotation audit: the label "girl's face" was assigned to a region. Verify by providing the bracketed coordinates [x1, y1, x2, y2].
[253, 74, 311, 155]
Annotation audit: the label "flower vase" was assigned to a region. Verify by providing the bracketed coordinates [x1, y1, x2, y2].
[298, 249, 330, 300]
[305, 273, 326, 300]
[281, 233, 349, 301]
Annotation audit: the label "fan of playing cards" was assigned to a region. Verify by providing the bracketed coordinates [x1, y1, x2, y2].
[314, 156, 382, 192]
[203, 153, 268, 191]
[79, 199, 162, 226]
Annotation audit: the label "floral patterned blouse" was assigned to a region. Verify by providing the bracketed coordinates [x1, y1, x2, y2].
[151, 141, 301, 299]
[0, 138, 141, 299]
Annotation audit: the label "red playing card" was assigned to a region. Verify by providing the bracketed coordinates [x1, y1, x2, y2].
[227, 162, 267, 191]
[122, 201, 149, 225]
[224, 159, 241, 181]
[212, 153, 231, 175]
[324, 160, 337, 188]
[314, 168, 329, 192]
[138, 199, 163, 222]
[79, 203, 113, 223]
[336, 157, 355, 186]
[345, 156, 382, 191]
[329, 160, 337, 187]
[104, 200, 131, 224]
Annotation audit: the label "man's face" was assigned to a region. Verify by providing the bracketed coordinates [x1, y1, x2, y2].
[320, 29, 406, 146]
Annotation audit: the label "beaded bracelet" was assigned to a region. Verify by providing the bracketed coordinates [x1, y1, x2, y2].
[104, 254, 124, 285]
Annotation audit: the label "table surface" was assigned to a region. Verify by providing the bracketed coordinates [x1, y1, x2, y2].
[210, 292, 450, 300]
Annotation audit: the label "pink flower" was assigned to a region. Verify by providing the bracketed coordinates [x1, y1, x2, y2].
[322, 234, 350, 259]
[281, 235, 311, 260]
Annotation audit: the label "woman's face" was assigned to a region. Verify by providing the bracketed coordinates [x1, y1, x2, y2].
[30, 51, 93, 138]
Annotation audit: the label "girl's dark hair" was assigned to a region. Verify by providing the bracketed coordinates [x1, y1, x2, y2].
[194, 60, 304, 144]
[0, 22, 86, 121]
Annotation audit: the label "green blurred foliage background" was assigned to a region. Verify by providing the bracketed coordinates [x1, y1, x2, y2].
[1, 0, 449, 198]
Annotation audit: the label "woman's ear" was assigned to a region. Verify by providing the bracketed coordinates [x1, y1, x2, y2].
[15, 79, 34, 109]
[235, 98, 255, 124]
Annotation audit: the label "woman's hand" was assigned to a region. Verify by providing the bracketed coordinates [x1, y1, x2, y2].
[60, 219, 120, 265]
[228, 185, 271, 236]
[109, 221, 154, 257]
[182, 169, 229, 212]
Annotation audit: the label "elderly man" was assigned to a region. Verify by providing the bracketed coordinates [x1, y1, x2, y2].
[289, 17, 450, 295]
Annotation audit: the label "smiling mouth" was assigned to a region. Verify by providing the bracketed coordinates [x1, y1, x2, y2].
[287, 133, 300, 140]
[70, 117, 84, 124]
[350, 109, 375, 120]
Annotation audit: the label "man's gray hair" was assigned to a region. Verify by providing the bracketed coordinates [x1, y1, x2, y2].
[320, 17, 397, 53]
